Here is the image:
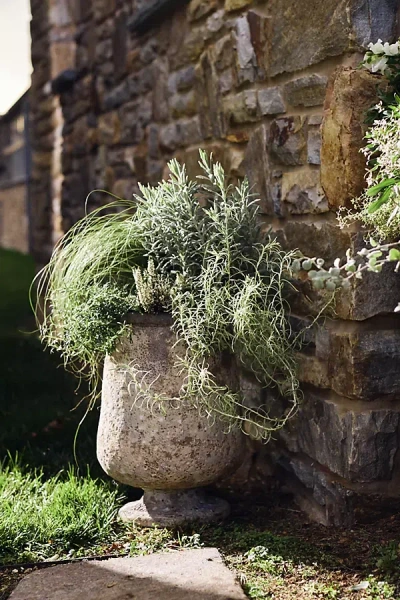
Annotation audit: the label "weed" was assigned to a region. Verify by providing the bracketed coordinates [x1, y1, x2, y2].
[373, 541, 400, 576]
[128, 525, 172, 556]
[365, 576, 396, 599]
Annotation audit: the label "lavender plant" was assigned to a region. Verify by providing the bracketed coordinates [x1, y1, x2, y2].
[36, 151, 306, 440]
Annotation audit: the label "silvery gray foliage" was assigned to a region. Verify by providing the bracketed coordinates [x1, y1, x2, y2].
[296, 239, 400, 310]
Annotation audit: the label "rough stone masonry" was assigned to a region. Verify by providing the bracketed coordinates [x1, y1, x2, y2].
[29, 0, 400, 525]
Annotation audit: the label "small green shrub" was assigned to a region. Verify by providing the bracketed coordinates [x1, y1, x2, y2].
[36, 152, 306, 440]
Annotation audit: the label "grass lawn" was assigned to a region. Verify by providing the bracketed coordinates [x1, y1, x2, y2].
[0, 248, 400, 600]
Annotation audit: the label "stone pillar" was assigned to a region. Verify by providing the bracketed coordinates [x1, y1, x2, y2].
[30, 0, 54, 265]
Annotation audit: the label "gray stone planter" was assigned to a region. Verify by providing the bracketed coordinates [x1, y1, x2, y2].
[97, 314, 244, 527]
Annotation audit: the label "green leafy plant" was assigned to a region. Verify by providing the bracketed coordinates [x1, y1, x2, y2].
[36, 151, 305, 440]
[338, 96, 400, 240]
[334, 40, 400, 239]
[300, 39, 400, 305]
[34, 203, 147, 394]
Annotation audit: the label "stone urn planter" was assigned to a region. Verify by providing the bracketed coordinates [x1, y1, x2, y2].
[97, 314, 244, 527]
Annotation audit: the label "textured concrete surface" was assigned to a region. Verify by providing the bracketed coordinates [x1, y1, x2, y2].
[9, 548, 247, 600]
[98, 316, 244, 528]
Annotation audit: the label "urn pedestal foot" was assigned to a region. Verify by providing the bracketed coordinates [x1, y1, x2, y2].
[118, 489, 230, 527]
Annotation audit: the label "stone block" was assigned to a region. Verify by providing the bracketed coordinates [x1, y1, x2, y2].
[205, 9, 225, 37]
[128, 67, 154, 98]
[103, 80, 130, 111]
[126, 48, 141, 74]
[233, 12, 270, 82]
[95, 38, 112, 64]
[307, 127, 321, 165]
[284, 74, 328, 108]
[93, 0, 116, 21]
[152, 58, 169, 122]
[309, 115, 323, 126]
[49, 1, 73, 27]
[96, 16, 114, 41]
[281, 391, 400, 483]
[112, 11, 128, 79]
[325, 327, 400, 401]
[281, 454, 355, 526]
[140, 39, 158, 65]
[243, 125, 273, 215]
[279, 220, 352, 263]
[107, 147, 136, 173]
[219, 69, 235, 95]
[112, 178, 136, 200]
[269, 116, 307, 166]
[224, 90, 258, 125]
[296, 353, 330, 389]
[119, 98, 152, 145]
[175, 66, 196, 91]
[196, 51, 226, 138]
[177, 145, 221, 181]
[171, 27, 206, 70]
[159, 123, 179, 152]
[226, 131, 249, 144]
[229, 147, 246, 178]
[247, 11, 270, 79]
[175, 117, 203, 147]
[98, 111, 121, 146]
[225, 0, 252, 11]
[76, 0, 92, 21]
[188, 0, 218, 21]
[321, 67, 381, 209]
[32, 151, 52, 170]
[351, 0, 399, 48]
[64, 115, 97, 157]
[170, 90, 197, 118]
[258, 87, 286, 116]
[133, 143, 148, 182]
[147, 159, 164, 183]
[147, 124, 160, 160]
[30, 1, 50, 38]
[96, 60, 114, 80]
[281, 169, 328, 214]
[160, 118, 203, 152]
[269, 0, 350, 76]
[217, 435, 277, 499]
[50, 41, 76, 80]
[31, 35, 49, 64]
[335, 261, 400, 321]
[234, 16, 257, 84]
[212, 35, 235, 72]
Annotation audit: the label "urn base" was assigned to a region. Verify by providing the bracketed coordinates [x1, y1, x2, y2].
[118, 488, 230, 527]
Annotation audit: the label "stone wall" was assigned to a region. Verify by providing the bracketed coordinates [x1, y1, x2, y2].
[0, 184, 29, 254]
[29, 0, 400, 524]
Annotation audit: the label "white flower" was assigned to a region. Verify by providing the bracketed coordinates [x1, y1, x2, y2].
[383, 41, 400, 55]
[368, 39, 384, 54]
[370, 55, 389, 74]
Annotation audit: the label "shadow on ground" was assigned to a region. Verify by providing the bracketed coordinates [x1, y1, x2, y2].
[0, 248, 100, 475]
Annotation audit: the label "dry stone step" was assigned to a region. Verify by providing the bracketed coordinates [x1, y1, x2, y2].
[9, 548, 247, 600]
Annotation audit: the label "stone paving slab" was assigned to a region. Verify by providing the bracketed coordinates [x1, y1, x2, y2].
[9, 547, 247, 600]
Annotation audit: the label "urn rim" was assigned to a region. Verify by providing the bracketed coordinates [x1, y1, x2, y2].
[125, 312, 173, 327]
